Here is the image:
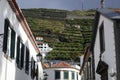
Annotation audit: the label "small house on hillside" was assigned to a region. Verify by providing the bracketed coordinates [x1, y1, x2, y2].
[0, 0, 43, 80]
[36, 36, 53, 59]
[90, 9, 120, 80]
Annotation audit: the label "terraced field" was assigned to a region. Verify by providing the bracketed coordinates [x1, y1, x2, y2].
[22, 8, 95, 61]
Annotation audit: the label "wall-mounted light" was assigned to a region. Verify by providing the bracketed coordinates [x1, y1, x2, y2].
[36, 53, 42, 62]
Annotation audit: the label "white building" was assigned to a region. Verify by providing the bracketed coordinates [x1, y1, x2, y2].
[79, 46, 93, 80]
[0, 0, 43, 80]
[90, 9, 120, 80]
[36, 37, 53, 59]
[43, 61, 81, 80]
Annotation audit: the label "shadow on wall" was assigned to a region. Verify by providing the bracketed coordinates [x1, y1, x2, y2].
[0, 52, 3, 78]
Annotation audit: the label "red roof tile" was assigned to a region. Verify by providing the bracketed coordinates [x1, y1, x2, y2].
[43, 63, 50, 68]
[53, 61, 71, 68]
[112, 9, 120, 14]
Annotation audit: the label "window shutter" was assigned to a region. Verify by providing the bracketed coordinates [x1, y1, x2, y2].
[36, 65, 38, 80]
[3, 19, 9, 53]
[20, 43, 25, 68]
[25, 47, 30, 74]
[31, 58, 35, 79]
[16, 36, 20, 65]
[10, 28, 16, 59]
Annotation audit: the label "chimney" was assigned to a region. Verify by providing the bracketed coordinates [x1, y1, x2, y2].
[50, 62, 53, 67]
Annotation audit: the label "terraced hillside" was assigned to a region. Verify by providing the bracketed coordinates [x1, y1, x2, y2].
[22, 8, 94, 61]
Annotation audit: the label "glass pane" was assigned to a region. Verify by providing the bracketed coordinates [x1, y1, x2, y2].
[72, 72, 75, 80]
[64, 71, 68, 79]
[55, 70, 60, 79]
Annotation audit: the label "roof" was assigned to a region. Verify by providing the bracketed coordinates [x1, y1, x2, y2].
[90, 9, 120, 51]
[112, 9, 120, 14]
[43, 61, 72, 68]
[97, 9, 120, 20]
[43, 63, 50, 68]
[7, 0, 40, 53]
[53, 61, 71, 68]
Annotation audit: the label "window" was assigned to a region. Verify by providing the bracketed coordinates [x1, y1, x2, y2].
[3, 19, 9, 53]
[16, 36, 25, 69]
[16, 36, 20, 65]
[6, 28, 11, 56]
[10, 29, 16, 59]
[20, 43, 25, 68]
[31, 57, 35, 79]
[99, 23, 105, 53]
[72, 72, 75, 80]
[36, 65, 38, 80]
[3, 19, 16, 59]
[64, 71, 68, 80]
[25, 47, 30, 74]
[55, 70, 60, 79]
[76, 73, 78, 80]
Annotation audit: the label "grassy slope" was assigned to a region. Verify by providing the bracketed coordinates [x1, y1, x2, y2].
[22, 8, 95, 61]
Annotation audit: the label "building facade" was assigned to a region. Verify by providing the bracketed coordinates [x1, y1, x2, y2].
[79, 46, 94, 80]
[44, 61, 81, 80]
[90, 9, 120, 80]
[0, 0, 43, 80]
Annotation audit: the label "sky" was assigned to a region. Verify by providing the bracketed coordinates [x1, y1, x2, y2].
[16, 0, 120, 10]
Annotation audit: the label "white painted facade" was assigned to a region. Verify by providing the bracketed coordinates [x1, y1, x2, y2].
[0, 0, 43, 80]
[94, 14, 117, 80]
[38, 42, 53, 58]
[45, 67, 81, 80]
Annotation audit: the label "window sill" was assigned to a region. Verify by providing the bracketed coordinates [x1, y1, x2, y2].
[25, 70, 29, 75]
[17, 64, 23, 70]
[4, 54, 12, 62]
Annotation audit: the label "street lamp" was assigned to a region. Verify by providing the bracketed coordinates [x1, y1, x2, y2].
[36, 53, 42, 62]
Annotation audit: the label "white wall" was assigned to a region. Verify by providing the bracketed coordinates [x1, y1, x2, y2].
[45, 67, 81, 80]
[94, 14, 117, 80]
[0, 0, 43, 80]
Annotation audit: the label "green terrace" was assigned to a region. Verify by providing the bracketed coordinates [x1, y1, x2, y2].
[22, 8, 95, 61]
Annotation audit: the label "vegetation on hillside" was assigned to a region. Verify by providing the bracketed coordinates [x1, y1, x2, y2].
[22, 8, 95, 62]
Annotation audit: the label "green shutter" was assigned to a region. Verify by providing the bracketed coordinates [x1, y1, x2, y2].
[20, 43, 25, 68]
[25, 47, 30, 74]
[55, 70, 60, 79]
[31, 58, 35, 79]
[3, 19, 9, 53]
[64, 71, 68, 79]
[10, 28, 16, 59]
[72, 72, 75, 80]
[16, 36, 20, 65]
